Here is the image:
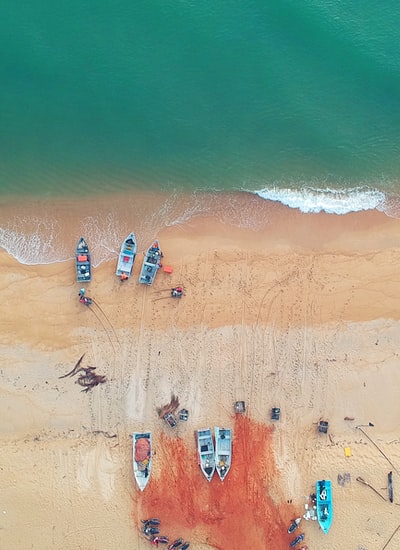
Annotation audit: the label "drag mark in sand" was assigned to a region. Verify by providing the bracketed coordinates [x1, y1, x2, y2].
[138, 415, 293, 549]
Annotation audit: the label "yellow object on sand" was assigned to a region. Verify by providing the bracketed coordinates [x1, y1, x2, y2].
[344, 447, 352, 457]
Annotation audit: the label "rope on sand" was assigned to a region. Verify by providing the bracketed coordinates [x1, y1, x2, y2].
[356, 476, 387, 502]
[381, 523, 400, 549]
[357, 427, 400, 474]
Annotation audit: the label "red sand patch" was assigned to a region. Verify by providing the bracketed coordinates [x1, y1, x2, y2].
[137, 416, 296, 549]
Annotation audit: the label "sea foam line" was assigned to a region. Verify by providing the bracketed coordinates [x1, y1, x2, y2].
[253, 186, 386, 215]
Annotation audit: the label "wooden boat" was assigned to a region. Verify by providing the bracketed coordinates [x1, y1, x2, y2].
[196, 428, 215, 482]
[75, 237, 91, 283]
[133, 432, 152, 491]
[214, 427, 232, 481]
[139, 240, 163, 285]
[388, 471, 393, 503]
[316, 480, 333, 534]
[116, 232, 137, 280]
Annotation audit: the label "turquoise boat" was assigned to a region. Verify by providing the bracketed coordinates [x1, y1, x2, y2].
[316, 479, 333, 534]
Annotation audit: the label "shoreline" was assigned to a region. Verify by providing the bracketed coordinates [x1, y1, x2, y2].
[0, 189, 399, 266]
[1, 198, 400, 548]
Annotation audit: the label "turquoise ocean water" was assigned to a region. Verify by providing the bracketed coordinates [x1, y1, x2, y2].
[1, 1, 400, 263]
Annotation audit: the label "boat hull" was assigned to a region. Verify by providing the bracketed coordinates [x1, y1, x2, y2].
[116, 232, 137, 279]
[76, 237, 91, 283]
[133, 432, 152, 491]
[215, 427, 232, 481]
[139, 240, 162, 285]
[316, 480, 333, 534]
[196, 428, 215, 482]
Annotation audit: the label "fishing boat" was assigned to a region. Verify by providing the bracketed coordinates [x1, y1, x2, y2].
[133, 432, 152, 491]
[388, 471, 393, 503]
[196, 428, 215, 482]
[214, 427, 232, 481]
[316, 479, 333, 534]
[139, 240, 163, 285]
[75, 237, 91, 283]
[116, 232, 137, 280]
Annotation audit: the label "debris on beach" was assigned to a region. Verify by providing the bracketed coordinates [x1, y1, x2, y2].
[59, 355, 107, 392]
[356, 476, 387, 502]
[58, 353, 86, 379]
[303, 494, 317, 521]
[337, 473, 351, 487]
[76, 371, 107, 392]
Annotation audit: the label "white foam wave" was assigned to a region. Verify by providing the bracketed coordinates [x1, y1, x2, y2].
[0, 216, 67, 265]
[254, 186, 386, 214]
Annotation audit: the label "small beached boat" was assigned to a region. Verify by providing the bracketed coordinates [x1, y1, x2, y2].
[139, 240, 163, 285]
[316, 479, 333, 534]
[75, 237, 91, 283]
[214, 427, 232, 481]
[133, 432, 152, 491]
[196, 428, 215, 482]
[116, 232, 137, 280]
[388, 471, 393, 503]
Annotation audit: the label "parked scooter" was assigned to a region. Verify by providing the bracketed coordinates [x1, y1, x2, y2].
[287, 518, 302, 534]
[290, 533, 305, 548]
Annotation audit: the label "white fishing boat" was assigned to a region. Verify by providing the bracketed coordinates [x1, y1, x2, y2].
[214, 427, 232, 481]
[196, 428, 215, 482]
[133, 432, 152, 491]
[116, 232, 137, 280]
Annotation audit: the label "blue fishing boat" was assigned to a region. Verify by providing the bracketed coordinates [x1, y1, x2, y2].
[75, 237, 91, 283]
[139, 240, 163, 285]
[316, 479, 333, 534]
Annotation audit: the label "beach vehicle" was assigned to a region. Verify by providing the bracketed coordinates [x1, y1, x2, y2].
[163, 412, 177, 428]
[288, 518, 302, 534]
[316, 479, 333, 534]
[271, 407, 281, 421]
[290, 533, 305, 547]
[143, 526, 160, 537]
[133, 432, 152, 491]
[116, 232, 137, 280]
[179, 409, 189, 421]
[214, 427, 232, 481]
[318, 420, 329, 433]
[139, 240, 163, 285]
[171, 286, 184, 298]
[75, 237, 91, 282]
[151, 535, 169, 545]
[180, 544, 190, 550]
[167, 539, 183, 549]
[141, 518, 161, 527]
[196, 428, 216, 482]
[234, 401, 246, 414]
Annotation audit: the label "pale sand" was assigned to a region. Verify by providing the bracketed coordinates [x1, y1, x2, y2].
[1, 196, 400, 549]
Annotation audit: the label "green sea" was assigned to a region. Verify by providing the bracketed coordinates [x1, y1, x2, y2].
[1, 1, 400, 262]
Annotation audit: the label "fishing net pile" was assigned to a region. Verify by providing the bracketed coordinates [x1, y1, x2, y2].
[135, 438, 150, 466]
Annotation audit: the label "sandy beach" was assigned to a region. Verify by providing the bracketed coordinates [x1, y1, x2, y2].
[1, 194, 400, 549]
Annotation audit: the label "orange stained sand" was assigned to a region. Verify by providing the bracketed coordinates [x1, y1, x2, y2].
[138, 415, 295, 550]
